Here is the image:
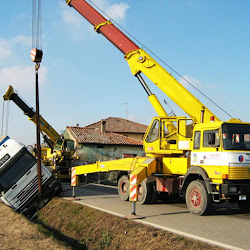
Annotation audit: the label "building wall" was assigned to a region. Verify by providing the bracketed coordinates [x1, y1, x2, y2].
[74, 143, 145, 165]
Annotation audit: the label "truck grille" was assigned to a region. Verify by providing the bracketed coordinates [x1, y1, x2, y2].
[228, 166, 250, 180]
[11, 173, 50, 210]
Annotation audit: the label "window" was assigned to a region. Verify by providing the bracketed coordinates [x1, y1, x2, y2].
[222, 123, 250, 150]
[178, 119, 193, 138]
[0, 151, 36, 193]
[203, 129, 220, 147]
[145, 119, 159, 143]
[193, 131, 201, 149]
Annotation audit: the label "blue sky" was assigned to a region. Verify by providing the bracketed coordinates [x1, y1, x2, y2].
[0, 0, 249, 145]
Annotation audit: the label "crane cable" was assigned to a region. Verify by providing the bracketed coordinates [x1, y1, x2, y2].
[86, 0, 236, 120]
[32, 0, 42, 50]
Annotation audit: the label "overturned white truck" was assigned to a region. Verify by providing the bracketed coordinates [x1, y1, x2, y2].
[0, 136, 61, 216]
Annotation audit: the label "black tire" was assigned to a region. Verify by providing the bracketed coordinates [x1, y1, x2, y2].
[185, 180, 211, 215]
[150, 182, 158, 204]
[137, 181, 153, 204]
[118, 175, 129, 201]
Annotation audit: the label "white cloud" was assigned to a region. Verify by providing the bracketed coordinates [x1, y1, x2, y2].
[0, 40, 12, 61]
[60, 2, 93, 40]
[12, 35, 31, 46]
[91, 0, 129, 21]
[60, 0, 129, 38]
[106, 3, 129, 21]
[61, 3, 83, 26]
[179, 75, 201, 88]
[0, 65, 48, 89]
[0, 35, 31, 63]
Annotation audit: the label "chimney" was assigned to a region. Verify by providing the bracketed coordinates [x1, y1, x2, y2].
[101, 120, 106, 133]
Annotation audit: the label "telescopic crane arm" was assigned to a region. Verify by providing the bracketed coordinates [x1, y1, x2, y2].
[67, 0, 220, 124]
[3, 85, 60, 145]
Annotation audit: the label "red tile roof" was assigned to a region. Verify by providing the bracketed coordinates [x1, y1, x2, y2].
[85, 117, 148, 134]
[66, 126, 143, 145]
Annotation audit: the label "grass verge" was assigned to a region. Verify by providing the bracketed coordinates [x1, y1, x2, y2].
[34, 197, 222, 250]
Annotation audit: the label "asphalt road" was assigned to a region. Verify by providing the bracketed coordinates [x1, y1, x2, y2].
[62, 183, 250, 250]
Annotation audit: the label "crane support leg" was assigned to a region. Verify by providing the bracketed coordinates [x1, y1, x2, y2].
[129, 158, 158, 201]
[129, 166, 147, 202]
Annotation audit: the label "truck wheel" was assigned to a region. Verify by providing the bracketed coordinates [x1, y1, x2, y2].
[137, 181, 153, 204]
[185, 180, 211, 215]
[118, 175, 129, 201]
[150, 182, 158, 204]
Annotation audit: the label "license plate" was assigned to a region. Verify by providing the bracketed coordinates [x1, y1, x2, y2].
[239, 195, 247, 200]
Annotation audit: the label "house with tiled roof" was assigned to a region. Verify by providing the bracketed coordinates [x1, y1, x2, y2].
[85, 117, 148, 141]
[64, 123, 145, 164]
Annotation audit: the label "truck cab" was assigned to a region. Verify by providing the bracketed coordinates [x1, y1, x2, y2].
[0, 136, 61, 216]
[191, 121, 250, 203]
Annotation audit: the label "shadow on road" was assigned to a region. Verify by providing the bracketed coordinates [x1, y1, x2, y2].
[144, 210, 189, 218]
[62, 183, 118, 198]
[209, 203, 250, 217]
[62, 183, 250, 218]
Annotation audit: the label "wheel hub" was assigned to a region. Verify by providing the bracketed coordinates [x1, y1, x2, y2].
[120, 181, 128, 194]
[190, 188, 201, 207]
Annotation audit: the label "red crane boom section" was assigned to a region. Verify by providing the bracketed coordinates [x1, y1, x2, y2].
[68, 0, 139, 54]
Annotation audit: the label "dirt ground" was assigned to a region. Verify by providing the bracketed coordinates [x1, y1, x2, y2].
[0, 198, 222, 249]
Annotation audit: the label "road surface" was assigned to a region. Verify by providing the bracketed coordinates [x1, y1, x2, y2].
[62, 183, 250, 250]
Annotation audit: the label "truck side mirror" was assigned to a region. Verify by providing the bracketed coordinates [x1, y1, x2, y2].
[208, 133, 215, 145]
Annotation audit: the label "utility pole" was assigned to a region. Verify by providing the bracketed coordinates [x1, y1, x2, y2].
[31, 0, 43, 199]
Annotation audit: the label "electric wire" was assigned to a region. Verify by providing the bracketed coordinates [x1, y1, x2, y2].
[86, 0, 234, 119]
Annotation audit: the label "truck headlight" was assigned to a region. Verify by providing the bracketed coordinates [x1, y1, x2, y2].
[229, 186, 237, 193]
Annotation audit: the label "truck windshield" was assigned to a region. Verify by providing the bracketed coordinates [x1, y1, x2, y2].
[222, 123, 250, 151]
[0, 151, 36, 193]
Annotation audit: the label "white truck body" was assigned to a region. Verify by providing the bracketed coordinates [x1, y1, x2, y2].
[0, 136, 61, 215]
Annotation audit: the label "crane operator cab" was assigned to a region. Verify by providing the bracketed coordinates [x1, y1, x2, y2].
[143, 116, 194, 156]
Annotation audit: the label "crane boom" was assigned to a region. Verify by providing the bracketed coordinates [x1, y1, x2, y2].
[3, 85, 60, 144]
[66, 0, 139, 54]
[67, 0, 220, 124]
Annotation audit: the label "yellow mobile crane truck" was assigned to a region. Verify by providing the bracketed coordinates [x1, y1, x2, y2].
[3, 85, 75, 178]
[67, 0, 250, 215]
